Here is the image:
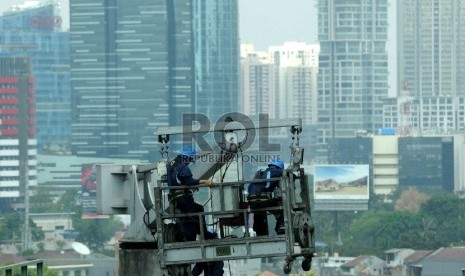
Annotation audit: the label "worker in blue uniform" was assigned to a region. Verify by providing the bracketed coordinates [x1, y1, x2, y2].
[167, 145, 216, 241]
[247, 160, 285, 236]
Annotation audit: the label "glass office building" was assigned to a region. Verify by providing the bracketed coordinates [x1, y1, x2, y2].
[70, 0, 194, 160]
[0, 3, 70, 152]
[330, 137, 372, 165]
[398, 137, 454, 191]
[194, 0, 239, 122]
[317, 0, 389, 159]
[70, 0, 239, 160]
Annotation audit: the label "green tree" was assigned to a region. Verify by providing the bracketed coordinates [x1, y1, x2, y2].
[25, 186, 122, 253]
[30, 187, 80, 214]
[30, 219, 45, 242]
[29, 186, 60, 213]
[55, 189, 80, 213]
[420, 195, 465, 246]
[0, 213, 23, 242]
[66, 188, 123, 252]
[397, 216, 441, 249]
[73, 217, 124, 252]
[342, 211, 423, 256]
[0, 212, 44, 244]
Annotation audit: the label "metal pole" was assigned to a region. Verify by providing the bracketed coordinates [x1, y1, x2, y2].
[36, 262, 43, 276]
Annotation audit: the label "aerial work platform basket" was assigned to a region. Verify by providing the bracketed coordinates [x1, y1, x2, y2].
[97, 118, 315, 275]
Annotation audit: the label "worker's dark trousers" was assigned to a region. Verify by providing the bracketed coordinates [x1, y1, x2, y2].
[175, 195, 223, 276]
[249, 199, 284, 236]
[192, 261, 224, 276]
[175, 195, 216, 241]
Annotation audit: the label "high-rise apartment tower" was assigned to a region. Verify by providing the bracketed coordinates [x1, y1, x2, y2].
[317, 0, 389, 160]
[398, 0, 465, 98]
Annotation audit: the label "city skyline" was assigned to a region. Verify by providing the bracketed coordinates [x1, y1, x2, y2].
[0, 0, 398, 98]
[0, 2, 464, 273]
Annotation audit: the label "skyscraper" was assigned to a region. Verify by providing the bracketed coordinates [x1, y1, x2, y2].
[392, 0, 465, 134]
[398, 0, 465, 98]
[70, 0, 195, 160]
[0, 55, 37, 210]
[70, 0, 239, 160]
[317, 0, 389, 160]
[269, 42, 319, 125]
[194, 0, 239, 122]
[0, 2, 70, 152]
[240, 42, 319, 125]
[240, 44, 276, 119]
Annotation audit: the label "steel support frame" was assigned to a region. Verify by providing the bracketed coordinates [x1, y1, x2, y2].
[154, 170, 314, 270]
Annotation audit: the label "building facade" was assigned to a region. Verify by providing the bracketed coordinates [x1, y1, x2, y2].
[330, 135, 461, 195]
[240, 42, 319, 125]
[397, 0, 465, 98]
[240, 44, 277, 119]
[383, 96, 465, 135]
[372, 135, 398, 195]
[0, 56, 37, 210]
[269, 42, 319, 126]
[396, 1, 465, 135]
[70, 0, 195, 160]
[398, 136, 454, 191]
[0, 2, 71, 152]
[317, 0, 389, 160]
[70, 0, 239, 160]
[194, 0, 239, 122]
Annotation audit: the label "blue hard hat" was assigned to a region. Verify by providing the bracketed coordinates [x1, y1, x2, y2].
[179, 145, 196, 158]
[268, 160, 284, 170]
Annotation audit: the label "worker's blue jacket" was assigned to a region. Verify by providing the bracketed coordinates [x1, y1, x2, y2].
[167, 155, 199, 187]
[248, 166, 283, 195]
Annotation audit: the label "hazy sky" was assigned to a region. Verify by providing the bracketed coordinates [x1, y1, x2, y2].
[238, 0, 318, 50]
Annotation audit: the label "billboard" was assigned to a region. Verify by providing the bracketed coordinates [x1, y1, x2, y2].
[82, 163, 109, 219]
[314, 164, 369, 200]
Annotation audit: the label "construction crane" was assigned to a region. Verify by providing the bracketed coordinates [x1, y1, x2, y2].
[96, 118, 315, 275]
